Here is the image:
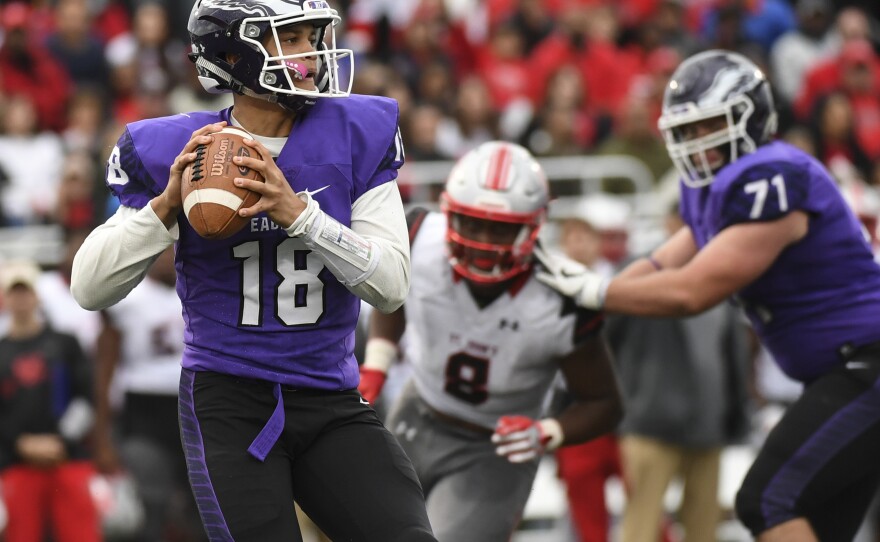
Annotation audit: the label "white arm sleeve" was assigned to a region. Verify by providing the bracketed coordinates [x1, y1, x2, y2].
[285, 182, 410, 313]
[71, 204, 178, 310]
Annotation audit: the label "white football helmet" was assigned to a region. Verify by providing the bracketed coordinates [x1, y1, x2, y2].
[440, 141, 549, 283]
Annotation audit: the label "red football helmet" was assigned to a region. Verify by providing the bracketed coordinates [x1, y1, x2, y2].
[440, 141, 549, 283]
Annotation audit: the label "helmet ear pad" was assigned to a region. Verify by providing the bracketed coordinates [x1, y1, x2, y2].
[315, 42, 331, 93]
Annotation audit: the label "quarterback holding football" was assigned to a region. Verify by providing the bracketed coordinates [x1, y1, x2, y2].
[71, 1, 435, 540]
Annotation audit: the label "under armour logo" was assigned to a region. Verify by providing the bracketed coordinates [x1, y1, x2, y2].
[394, 421, 417, 442]
[500, 319, 519, 331]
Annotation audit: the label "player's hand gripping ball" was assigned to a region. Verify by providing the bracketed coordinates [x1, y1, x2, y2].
[181, 127, 264, 239]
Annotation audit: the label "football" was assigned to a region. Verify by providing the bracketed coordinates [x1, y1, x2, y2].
[181, 126, 264, 239]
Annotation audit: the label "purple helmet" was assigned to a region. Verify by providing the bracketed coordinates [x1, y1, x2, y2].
[188, 0, 354, 112]
[657, 49, 778, 187]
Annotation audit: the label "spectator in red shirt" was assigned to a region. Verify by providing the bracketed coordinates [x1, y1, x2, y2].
[810, 91, 875, 176]
[489, 0, 557, 55]
[14, 0, 56, 44]
[523, 64, 609, 156]
[794, 38, 880, 120]
[475, 22, 540, 111]
[627, 46, 682, 131]
[797, 40, 880, 160]
[0, 2, 73, 133]
[841, 53, 880, 160]
[530, 4, 642, 117]
[390, 8, 456, 97]
[92, 0, 131, 44]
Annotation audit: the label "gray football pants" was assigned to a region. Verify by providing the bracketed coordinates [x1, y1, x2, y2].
[386, 381, 539, 542]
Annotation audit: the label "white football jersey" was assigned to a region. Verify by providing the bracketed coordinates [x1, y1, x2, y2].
[106, 277, 184, 396]
[404, 212, 602, 429]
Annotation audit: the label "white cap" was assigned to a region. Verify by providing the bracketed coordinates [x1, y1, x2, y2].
[1, 259, 40, 292]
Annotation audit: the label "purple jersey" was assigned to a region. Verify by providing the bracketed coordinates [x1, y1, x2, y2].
[680, 141, 880, 383]
[108, 95, 403, 389]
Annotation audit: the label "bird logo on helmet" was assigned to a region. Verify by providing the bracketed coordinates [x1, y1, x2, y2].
[441, 142, 550, 284]
[658, 49, 778, 188]
[187, 0, 353, 112]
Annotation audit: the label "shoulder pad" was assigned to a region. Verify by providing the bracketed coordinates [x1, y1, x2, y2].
[563, 299, 604, 344]
[312, 96, 403, 195]
[717, 159, 810, 228]
[109, 112, 227, 209]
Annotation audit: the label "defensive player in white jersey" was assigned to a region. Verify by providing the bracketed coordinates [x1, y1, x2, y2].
[359, 141, 624, 541]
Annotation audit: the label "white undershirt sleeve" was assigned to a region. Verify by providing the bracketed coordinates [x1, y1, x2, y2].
[71, 204, 177, 310]
[285, 182, 410, 313]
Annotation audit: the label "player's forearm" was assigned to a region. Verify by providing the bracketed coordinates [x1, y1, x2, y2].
[71, 205, 176, 310]
[369, 306, 406, 344]
[605, 271, 720, 317]
[556, 396, 624, 446]
[285, 183, 410, 313]
[347, 240, 409, 313]
[352, 183, 411, 311]
[150, 192, 183, 229]
[93, 324, 119, 439]
[616, 257, 659, 279]
[93, 390, 114, 443]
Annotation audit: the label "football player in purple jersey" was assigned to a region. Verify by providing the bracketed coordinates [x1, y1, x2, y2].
[537, 49, 880, 541]
[69, 1, 435, 541]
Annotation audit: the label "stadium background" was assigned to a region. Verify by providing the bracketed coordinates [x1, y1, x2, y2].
[0, 0, 878, 540]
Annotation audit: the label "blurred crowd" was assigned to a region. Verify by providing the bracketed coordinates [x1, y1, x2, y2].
[0, 0, 879, 540]
[0, 0, 875, 236]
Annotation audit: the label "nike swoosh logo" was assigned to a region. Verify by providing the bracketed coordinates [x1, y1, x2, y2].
[359, 397, 370, 405]
[305, 185, 330, 196]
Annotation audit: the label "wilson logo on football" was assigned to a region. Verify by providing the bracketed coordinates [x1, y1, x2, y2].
[210, 138, 232, 176]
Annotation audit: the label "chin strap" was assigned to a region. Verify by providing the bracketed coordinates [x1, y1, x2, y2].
[194, 56, 319, 113]
[193, 56, 281, 103]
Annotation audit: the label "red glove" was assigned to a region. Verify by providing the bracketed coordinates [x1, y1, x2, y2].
[491, 415, 563, 463]
[358, 366, 387, 404]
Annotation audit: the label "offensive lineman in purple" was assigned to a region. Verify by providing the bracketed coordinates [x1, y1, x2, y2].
[113, 99, 401, 390]
[535, 50, 880, 541]
[680, 140, 880, 383]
